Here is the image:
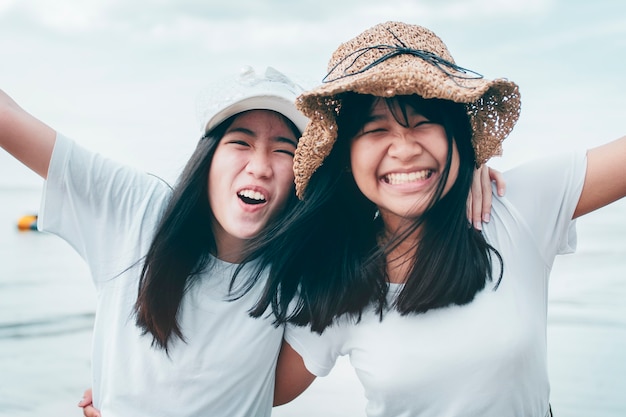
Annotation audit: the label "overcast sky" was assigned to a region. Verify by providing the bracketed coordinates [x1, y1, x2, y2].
[1, 0, 624, 187]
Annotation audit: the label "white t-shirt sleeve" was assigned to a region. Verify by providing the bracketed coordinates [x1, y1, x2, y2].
[38, 133, 170, 284]
[501, 151, 586, 261]
[284, 321, 347, 377]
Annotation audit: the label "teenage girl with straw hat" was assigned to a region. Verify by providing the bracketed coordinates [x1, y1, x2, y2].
[244, 21, 626, 417]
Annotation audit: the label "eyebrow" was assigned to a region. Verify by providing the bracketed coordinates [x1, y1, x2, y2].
[276, 136, 298, 148]
[227, 127, 255, 136]
[227, 127, 298, 148]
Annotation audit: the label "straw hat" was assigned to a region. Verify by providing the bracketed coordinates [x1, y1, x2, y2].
[293, 21, 521, 198]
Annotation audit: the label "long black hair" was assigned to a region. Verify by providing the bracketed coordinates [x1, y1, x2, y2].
[245, 93, 502, 333]
[134, 111, 301, 351]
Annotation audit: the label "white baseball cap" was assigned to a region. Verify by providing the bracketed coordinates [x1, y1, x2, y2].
[196, 66, 310, 134]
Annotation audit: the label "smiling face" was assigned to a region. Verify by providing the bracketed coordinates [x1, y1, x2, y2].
[208, 110, 298, 261]
[349, 98, 459, 233]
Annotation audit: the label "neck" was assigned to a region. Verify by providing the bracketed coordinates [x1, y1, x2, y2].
[385, 241, 416, 284]
[380, 224, 421, 284]
[214, 236, 248, 264]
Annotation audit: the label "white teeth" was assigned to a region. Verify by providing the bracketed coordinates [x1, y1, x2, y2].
[384, 170, 432, 185]
[238, 189, 266, 201]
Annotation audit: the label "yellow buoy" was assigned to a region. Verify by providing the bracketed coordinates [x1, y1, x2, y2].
[17, 214, 38, 231]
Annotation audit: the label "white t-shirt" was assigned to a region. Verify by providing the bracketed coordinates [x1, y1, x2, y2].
[39, 134, 283, 417]
[285, 152, 586, 417]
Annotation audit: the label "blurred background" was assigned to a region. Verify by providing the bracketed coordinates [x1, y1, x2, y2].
[1, 0, 625, 416]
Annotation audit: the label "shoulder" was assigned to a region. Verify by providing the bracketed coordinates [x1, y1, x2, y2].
[503, 151, 586, 189]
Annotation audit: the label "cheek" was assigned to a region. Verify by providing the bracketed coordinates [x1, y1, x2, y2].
[207, 165, 220, 208]
[208, 156, 225, 188]
[207, 149, 235, 201]
[212, 148, 244, 178]
[207, 162, 217, 193]
[275, 161, 296, 194]
[350, 141, 377, 188]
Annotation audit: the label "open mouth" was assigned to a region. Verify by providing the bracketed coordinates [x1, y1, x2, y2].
[383, 169, 434, 185]
[238, 189, 267, 205]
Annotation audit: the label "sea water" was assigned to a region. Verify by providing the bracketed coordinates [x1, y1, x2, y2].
[0, 186, 625, 417]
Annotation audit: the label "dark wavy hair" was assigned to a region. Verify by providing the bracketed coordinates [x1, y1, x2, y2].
[134, 111, 301, 351]
[244, 93, 502, 333]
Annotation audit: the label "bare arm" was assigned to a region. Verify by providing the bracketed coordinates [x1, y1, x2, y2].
[0, 89, 56, 178]
[574, 135, 626, 219]
[273, 340, 317, 406]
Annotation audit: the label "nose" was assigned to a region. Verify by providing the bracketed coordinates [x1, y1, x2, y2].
[387, 132, 424, 161]
[246, 150, 273, 179]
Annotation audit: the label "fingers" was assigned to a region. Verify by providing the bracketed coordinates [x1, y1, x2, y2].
[466, 192, 473, 228]
[83, 405, 101, 417]
[468, 167, 484, 230]
[78, 388, 100, 417]
[77, 388, 92, 407]
[468, 165, 505, 230]
[479, 165, 492, 225]
[488, 166, 506, 197]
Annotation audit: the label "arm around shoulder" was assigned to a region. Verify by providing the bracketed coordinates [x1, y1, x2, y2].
[0, 89, 56, 178]
[574, 135, 626, 218]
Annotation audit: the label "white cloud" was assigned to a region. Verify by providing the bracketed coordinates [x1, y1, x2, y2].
[347, 0, 554, 22]
[0, 0, 16, 12]
[6, 0, 111, 31]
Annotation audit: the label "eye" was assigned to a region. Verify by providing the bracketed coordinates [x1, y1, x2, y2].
[363, 128, 387, 135]
[412, 121, 434, 129]
[274, 149, 295, 157]
[272, 138, 297, 157]
[225, 139, 251, 148]
[360, 122, 388, 136]
[408, 111, 435, 127]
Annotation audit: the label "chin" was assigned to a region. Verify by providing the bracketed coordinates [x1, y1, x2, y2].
[235, 227, 264, 241]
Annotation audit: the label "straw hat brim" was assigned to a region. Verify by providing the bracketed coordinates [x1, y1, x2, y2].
[294, 69, 520, 199]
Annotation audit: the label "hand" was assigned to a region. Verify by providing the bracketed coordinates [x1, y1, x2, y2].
[77, 388, 101, 417]
[467, 165, 505, 230]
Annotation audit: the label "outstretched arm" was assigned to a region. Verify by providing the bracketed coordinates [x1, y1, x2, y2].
[0, 89, 56, 178]
[574, 135, 626, 219]
[273, 340, 317, 406]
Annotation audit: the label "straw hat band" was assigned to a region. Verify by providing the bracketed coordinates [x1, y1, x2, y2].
[322, 45, 483, 86]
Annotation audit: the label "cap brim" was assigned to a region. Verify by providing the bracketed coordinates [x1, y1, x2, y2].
[204, 95, 309, 134]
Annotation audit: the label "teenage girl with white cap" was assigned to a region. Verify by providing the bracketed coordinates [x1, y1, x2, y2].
[0, 66, 308, 417]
